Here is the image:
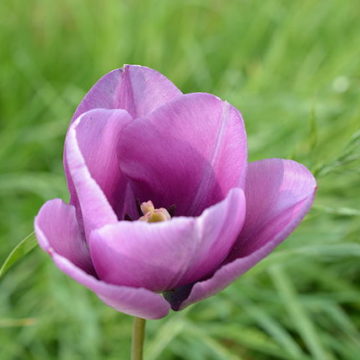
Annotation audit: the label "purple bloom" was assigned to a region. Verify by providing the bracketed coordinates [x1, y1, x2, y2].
[34, 65, 316, 319]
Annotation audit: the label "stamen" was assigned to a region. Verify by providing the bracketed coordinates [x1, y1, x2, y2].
[140, 200, 155, 215]
[139, 201, 171, 223]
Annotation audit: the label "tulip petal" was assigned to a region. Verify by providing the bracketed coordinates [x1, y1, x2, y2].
[35, 199, 94, 274]
[67, 65, 181, 219]
[118, 93, 247, 216]
[230, 159, 317, 258]
[168, 159, 316, 310]
[73, 65, 182, 121]
[35, 199, 170, 319]
[65, 109, 133, 236]
[89, 188, 245, 292]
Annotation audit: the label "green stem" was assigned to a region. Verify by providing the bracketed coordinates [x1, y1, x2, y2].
[131, 317, 146, 360]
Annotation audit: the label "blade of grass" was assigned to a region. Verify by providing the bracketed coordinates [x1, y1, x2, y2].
[0, 232, 37, 279]
[146, 317, 186, 360]
[0, 318, 36, 328]
[183, 320, 243, 360]
[236, 295, 308, 359]
[269, 265, 331, 360]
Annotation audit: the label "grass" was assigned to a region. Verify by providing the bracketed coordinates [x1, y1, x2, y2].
[0, 0, 359, 359]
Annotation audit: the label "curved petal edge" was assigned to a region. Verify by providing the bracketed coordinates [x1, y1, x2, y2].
[89, 188, 245, 292]
[168, 159, 316, 310]
[72, 65, 182, 120]
[34, 199, 170, 319]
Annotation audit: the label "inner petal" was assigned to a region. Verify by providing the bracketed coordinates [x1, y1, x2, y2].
[118, 93, 247, 217]
[89, 188, 245, 292]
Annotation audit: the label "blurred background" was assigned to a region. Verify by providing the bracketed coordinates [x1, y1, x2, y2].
[0, 0, 359, 359]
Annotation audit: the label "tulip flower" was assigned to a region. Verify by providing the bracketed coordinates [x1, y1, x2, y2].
[35, 65, 316, 321]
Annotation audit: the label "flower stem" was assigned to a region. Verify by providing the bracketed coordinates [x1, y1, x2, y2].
[131, 317, 146, 360]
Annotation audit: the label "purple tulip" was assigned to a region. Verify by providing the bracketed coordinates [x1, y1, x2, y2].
[34, 65, 316, 319]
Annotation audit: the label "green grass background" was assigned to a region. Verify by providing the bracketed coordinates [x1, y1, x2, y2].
[1, 0, 359, 359]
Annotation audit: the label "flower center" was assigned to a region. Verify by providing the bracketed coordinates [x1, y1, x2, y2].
[138, 200, 171, 223]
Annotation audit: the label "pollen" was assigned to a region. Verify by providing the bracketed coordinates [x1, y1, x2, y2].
[139, 201, 171, 223]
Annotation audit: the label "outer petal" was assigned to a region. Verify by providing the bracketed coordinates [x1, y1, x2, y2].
[72, 65, 182, 121]
[89, 188, 245, 292]
[65, 109, 133, 236]
[34, 199, 170, 319]
[168, 159, 316, 310]
[35, 199, 94, 274]
[118, 93, 247, 216]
